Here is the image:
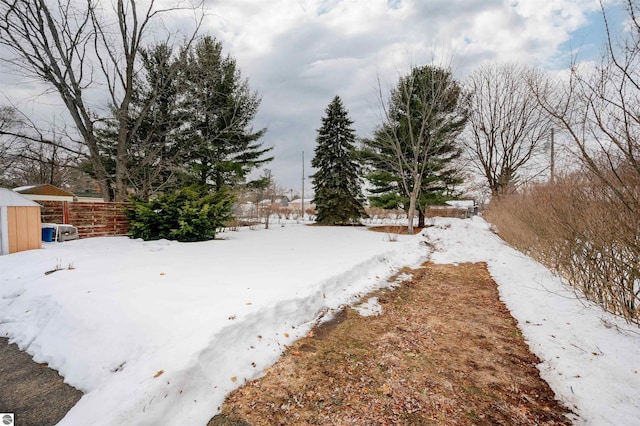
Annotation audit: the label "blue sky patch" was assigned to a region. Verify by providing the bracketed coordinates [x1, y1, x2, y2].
[387, 0, 402, 10]
[562, 5, 626, 62]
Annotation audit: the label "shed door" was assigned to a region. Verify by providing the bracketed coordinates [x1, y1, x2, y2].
[7, 206, 41, 254]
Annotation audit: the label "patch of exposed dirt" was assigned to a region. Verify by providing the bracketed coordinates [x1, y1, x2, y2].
[368, 225, 425, 235]
[209, 262, 573, 426]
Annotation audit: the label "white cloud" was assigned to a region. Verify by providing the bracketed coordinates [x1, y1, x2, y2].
[201, 0, 608, 189]
[0, 0, 616, 192]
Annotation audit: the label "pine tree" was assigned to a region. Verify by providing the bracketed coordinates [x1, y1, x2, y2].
[360, 65, 466, 232]
[311, 96, 366, 225]
[179, 36, 272, 190]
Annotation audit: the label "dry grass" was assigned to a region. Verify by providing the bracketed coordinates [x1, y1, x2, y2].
[367, 225, 425, 235]
[484, 169, 640, 324]
[209, 263, 572, 426]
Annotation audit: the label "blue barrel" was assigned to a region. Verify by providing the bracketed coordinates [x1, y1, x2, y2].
[42, 227, 54, 242]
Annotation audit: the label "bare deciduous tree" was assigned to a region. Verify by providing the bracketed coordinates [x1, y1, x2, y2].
[10, 142, 75, 187]
[534, 1, 640, 214]
[0, 106, 20, 183]
[0, 103, 96, 188]
[464, 62, 553, 197]
[371, 65, 466, 233]
[90, 0, 202, 200]
[524, 0, 640, 322]
[247, 169, 283, 229]
[0, 0, 201, 200]
[0, 0, 111, 195]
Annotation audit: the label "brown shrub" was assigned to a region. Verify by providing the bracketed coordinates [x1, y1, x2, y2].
[484, 168, 640, 324]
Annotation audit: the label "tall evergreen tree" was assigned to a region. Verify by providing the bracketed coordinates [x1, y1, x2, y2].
[180, 36, 272, 190]
[85, 37, 272, 199]
[363, 121, 463, 227]
[311, 96, 366, 225]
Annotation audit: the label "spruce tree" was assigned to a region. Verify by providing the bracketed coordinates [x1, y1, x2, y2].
[180, 36, 272, 190]
[311, 96, 366, 225]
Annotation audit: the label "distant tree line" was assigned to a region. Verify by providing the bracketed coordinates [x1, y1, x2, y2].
[0, 0, 557, 234]
[2, 0, 638, 269]
[312, 59, 556, 232]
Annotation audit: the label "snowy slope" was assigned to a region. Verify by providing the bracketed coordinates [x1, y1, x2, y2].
[0, 224, 428, 425]
[1, 219, 639, 425]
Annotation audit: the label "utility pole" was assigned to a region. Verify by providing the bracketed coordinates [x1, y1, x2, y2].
[301, 151, 305, 218]
[550, 128, 555, 184]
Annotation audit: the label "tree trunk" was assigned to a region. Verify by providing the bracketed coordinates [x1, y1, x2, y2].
[406, 173, 422, 234]
[407, 191, 417, 234]
[84, 130, 113, 201]
[115, 128, 128, 201]
[115, 69, 134, 201]
[418, 209, 425, 228]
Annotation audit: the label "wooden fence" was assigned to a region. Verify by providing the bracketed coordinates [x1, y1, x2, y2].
[40, 200, 129, 239]
[425, 206, 474, 219]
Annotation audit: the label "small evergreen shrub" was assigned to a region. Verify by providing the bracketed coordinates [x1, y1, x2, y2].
[125, 186, 234, 242]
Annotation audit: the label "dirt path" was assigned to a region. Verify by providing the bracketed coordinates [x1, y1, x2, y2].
[209, 262, 573, 425]
[0, 338, 82, 426]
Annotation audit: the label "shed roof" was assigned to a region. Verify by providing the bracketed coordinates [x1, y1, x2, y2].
[14, 184, 75, 198]
[0, 188, 41, 207]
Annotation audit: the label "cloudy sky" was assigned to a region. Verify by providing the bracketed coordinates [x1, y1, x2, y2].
[1, 0, 623, 194]
[196, 0, 619, 193]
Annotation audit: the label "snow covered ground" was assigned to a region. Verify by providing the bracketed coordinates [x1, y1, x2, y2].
[0, 217, 638, 425]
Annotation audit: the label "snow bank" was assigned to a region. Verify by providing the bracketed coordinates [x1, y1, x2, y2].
[0, 224, 428, 425]
[2, 218, 638, 425]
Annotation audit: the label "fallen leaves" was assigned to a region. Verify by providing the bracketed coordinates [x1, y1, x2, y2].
[153, 370, 164, 378]
[379, 383, 392, 396]
[212, 263, 573, 426]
